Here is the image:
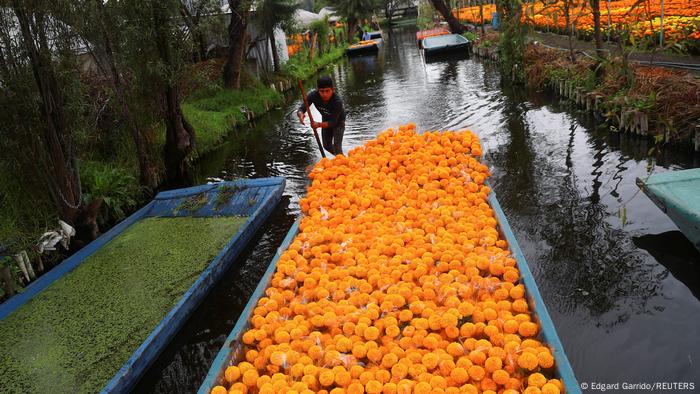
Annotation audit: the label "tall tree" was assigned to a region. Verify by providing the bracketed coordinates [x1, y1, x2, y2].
[223, 0, 250, 89]
[68, 0, 158, 190]
[590, 0, 605, 61]
[497, 0, 526, 83]
[179, 0, 222, 62]
[428, 0, 464, 33]
[9, 0, 83, 226]
[256, 0, 298, 73]
[121, 0, 196, 184]
[335, 0, 375, 44]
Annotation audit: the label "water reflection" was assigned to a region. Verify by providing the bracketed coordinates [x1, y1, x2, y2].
[633, 231, 700, 302]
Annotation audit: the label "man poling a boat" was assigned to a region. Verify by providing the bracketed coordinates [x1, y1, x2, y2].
[297, 76, 346, 156]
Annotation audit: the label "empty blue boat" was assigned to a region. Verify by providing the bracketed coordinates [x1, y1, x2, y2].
[637, 168, 700, 251]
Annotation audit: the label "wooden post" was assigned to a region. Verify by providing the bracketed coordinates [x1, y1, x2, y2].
[660, 0, 665, 47]
[309, 32, 318, 62]
[1, 265, 13, 297]
[21, 251, 34, 280]
[13, 253, 29, 282]
[694, 125, 700, 152]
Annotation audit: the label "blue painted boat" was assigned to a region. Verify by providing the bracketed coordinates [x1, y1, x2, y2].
[0, 177, 285, 394]
[198, 186, 580, 394]
[637, 168, 700, 251]
[422, 33, 471, 57]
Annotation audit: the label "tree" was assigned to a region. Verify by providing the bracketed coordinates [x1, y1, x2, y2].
[120, 0, 197, 184]
[497, 0, 526, 83]
[179, 0, 222, 62]
[223, 0, 250, 89]
[255, 0, 298, 73]
[334, 0, 376, 44]
[590, 0, 604, 60]
[67, 0, 158, 190]
[9, 1, 83, 227]
[428, 0, 464, 33]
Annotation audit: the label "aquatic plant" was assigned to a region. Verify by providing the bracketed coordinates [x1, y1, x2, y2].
[0, 216, 247, 393]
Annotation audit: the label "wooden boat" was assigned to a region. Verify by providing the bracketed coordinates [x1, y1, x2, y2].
[416, 26, 450, 48]
[637, 168, 700, 251]
[422, 33, 471, 57]
[198, 186, 581, 394]
[346, 40, 380, 56]
[0, 178, 285, 394]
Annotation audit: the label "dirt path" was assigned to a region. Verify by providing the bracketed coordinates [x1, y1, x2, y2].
[528, 31, 700, 73]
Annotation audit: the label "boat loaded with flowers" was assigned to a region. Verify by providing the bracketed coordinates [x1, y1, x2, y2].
[200, 125, 580, 394]
[0, 178, 285, 394]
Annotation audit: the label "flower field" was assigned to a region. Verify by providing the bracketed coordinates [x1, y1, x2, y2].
[456, 0, 700, 48]
[209, 126, 566, 394]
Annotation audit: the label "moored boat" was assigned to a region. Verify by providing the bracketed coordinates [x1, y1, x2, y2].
[198, 128, 580, 394]
[637, 168, 700, 251]
[0, 178, 285, 394]
[416, 26, 450, 48]
[346, 40, 380, 56]
[422, 34, 471, 58]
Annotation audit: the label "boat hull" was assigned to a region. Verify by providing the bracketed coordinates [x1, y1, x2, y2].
[198, 185, 580, 394]
[0, 178, 286, 394]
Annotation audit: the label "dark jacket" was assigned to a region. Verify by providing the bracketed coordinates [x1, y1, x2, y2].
[298, 90, 346, 128]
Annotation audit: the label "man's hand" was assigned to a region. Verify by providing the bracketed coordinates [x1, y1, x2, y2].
[311, 121, 322, 129]
[297, 111, 305, 124]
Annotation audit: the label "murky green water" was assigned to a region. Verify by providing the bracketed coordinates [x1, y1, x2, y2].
[136, 26, 700, 393]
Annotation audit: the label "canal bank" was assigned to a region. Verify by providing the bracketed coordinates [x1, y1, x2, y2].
[473, 33, 700, 151]
[135, 25, 700, 393]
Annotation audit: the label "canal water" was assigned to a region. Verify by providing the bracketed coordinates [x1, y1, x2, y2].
[135, 26, 700, 393]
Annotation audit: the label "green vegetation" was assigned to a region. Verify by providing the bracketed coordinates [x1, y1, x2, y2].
[281, 45, 347, 81]
[214, 184, 242, 210]
[0, 215, 246, 394]
[183, 83, 284, 156]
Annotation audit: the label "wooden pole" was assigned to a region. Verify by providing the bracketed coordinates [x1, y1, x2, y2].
[659, 0, 664, 47]
[309, 32, 318, 62]
[1, 265, 13, 297]
[298, 80, 327, 158]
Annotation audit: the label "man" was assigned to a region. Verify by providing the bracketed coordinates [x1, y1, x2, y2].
[297, 76, 346, 156]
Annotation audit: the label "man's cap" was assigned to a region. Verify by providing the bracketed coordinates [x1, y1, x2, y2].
[317, 76, 334, 89]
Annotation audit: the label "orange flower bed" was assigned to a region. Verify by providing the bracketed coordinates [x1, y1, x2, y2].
[456, 0, 700, 46]
[210, 125, 564, 394]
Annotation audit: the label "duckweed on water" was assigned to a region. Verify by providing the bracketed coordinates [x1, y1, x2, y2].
[0, 216, 247, 393]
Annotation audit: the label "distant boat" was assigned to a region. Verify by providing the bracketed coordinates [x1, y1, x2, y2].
[422, 33, 471, 57]
[637, 168, 700, 252]
[416, 26, 450, 48]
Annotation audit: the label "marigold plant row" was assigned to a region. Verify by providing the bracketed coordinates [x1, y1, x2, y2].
[211, 125, 563, 394]
[456, 0, 700, 44]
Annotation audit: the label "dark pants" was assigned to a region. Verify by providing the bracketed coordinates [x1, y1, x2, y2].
[321, 123, 345, 155]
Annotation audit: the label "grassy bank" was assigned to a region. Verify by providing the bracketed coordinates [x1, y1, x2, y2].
[183, 45, 347, 158]
[0, 216, 246, 393]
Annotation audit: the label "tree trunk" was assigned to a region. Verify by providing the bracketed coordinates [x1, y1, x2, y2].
[153, 3, 196, 184]
[479, 1, 485, 34]
[94, 0, 156, 190]
[347, 19, 357, 44]
[12, 1, 81, 225]
[429, 0, 464, 33]
[223, 0, 249, 89]
[590, 0, 604, 60]
[564, 1, 575, 62]
[269, 28, 280, 73]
